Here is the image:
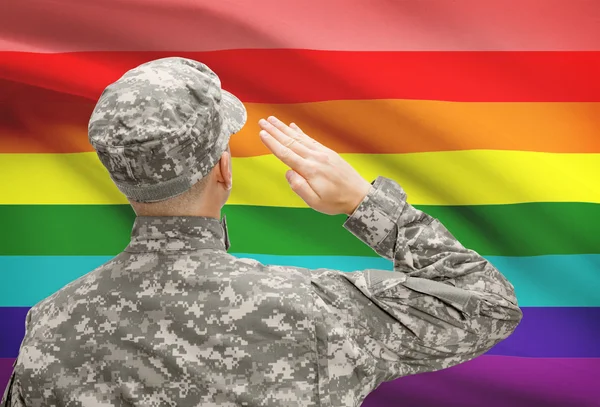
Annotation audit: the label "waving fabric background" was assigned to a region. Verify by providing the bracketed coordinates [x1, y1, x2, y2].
[1, 1, 599, 406]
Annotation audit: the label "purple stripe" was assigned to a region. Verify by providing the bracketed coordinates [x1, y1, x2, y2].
[2, 307, 599, 358]
[362, 357, 599, 407]
[1, 357, 597, 406]
[489, 307, 600, 357]
[0, 358, 14, 396]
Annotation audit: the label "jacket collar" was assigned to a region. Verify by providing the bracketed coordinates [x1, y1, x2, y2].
[125, 215, 230, 253]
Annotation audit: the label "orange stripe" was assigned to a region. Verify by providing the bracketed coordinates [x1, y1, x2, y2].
[2, 80, 599, 155]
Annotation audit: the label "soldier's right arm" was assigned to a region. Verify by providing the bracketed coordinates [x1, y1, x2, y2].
[306, 176, 523, 402]
[256, 116, 522, 402]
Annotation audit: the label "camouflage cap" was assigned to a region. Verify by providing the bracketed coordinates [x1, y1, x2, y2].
[88, 57, 247, 203]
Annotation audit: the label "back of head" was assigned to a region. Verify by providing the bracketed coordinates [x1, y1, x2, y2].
[88, 57, 246, 205]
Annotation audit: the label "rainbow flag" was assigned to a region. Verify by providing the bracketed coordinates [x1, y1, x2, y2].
[1, 1, 599, 406]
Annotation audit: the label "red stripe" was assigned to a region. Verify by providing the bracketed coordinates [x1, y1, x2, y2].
[1, 0, 599, 52]
[1, 50, 599, 103]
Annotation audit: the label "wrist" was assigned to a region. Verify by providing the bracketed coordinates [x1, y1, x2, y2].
[345, 181, 372, 216]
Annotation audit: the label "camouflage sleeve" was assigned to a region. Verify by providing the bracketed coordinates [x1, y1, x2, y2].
[308, 176, 522, 404]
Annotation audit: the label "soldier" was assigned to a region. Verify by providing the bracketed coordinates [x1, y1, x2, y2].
[2, 57, 522, 407]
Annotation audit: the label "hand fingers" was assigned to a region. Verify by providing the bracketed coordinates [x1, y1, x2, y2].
[259, 118, 313, 158]
[259, 130, 307, 172]
[289, 122, 327, 151]
[265, 116, 325, 152]
[289, 123, 305, 134]
[285, 170, 320, 206]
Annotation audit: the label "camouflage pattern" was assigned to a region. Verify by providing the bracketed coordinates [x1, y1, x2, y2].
[88, 57, 247, 203]
[2, 176, 522, 407]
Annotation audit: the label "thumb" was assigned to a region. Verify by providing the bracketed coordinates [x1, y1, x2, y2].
[285, 170, 319, 205]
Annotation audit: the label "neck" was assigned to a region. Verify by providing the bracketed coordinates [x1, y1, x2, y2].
[187, 207, 221, 219]
[132, 201, 223, 219]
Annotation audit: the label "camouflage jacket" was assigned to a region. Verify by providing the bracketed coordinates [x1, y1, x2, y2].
[2, 176, 522, 407]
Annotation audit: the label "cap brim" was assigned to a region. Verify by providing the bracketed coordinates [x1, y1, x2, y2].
[221, 90, 247, 135]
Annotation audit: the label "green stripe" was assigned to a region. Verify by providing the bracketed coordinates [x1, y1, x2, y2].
[1, 203, 598, 256]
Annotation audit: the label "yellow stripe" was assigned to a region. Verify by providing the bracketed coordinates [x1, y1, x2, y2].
[1, 151, 598, 206]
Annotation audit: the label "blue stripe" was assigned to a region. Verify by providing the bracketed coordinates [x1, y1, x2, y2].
[1, 254, 599, 307]
[1, 306, 598, 358]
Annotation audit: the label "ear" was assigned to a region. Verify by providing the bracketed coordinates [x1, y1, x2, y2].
[217, 147, 232, 190]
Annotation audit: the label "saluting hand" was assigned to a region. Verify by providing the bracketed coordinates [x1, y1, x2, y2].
[258, 116, 372, 216]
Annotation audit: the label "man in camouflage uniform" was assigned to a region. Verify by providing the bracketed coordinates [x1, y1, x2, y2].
[2, 57, 522, 407]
